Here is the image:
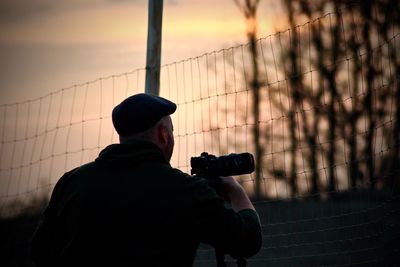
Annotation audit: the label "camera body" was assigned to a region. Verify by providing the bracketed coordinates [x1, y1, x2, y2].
[190, 152, 255, 190]
[191, 152, 254, 266]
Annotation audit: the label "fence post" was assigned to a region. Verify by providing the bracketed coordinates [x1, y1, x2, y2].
[145, 0, 164, 96]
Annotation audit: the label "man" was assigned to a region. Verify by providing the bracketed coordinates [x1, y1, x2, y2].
[31, 93, 262, 266]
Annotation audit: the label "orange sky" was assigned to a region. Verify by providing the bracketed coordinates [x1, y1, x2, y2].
[0, 0, 286, 105]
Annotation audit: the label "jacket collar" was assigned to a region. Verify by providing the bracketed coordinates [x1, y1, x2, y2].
[95, 140, 169, 168]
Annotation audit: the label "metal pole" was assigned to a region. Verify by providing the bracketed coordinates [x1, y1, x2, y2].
[145, 0, 163, 96]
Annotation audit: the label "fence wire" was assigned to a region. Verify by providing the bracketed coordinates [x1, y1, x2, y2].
[0, 2, 399, 266]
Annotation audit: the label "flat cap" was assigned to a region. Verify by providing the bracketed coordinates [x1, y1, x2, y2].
[112, 93, 176, 136]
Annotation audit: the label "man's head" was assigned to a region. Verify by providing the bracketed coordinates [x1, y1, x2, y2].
[112, 93, 176, 161]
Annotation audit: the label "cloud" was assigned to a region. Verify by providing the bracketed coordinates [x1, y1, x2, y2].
[0, 0, 147, 25]
[0, 0, 56, 24]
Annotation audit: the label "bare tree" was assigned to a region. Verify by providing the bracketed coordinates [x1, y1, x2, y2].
[231, 0, 399, 198]
[234, 0, 264, 199]
[281, 0, 400, 194]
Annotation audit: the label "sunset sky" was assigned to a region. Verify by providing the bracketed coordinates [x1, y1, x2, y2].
[0, 0, 285, 105]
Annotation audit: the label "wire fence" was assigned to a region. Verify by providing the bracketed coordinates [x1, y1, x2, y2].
[0, 1, 399, 266]
[0, 70, 145, 216]
[1, 4, 399, 209]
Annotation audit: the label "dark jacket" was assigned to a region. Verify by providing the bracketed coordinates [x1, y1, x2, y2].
[31, 140, 262, 266]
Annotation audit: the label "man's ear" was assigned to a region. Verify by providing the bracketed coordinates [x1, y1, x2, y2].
[156, 123, 168, 145]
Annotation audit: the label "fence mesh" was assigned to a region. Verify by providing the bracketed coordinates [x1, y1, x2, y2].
[0, 2, 399, 266]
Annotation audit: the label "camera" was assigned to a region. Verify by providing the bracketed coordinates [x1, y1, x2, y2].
[190, 152, 255, 178]
[191, 152, 254, 267]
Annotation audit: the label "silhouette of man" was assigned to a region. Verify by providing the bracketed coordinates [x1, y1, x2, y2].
[31, 93, 262, 267]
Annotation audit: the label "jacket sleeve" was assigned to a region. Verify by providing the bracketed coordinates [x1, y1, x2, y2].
[30, 169, 77, 266]
[31, 207, 57, 266]
[185, 176, 262, 259]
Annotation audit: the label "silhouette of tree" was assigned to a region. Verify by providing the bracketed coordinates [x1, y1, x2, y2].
[234, 0, 264, 199]
[279, 0, 400, 195]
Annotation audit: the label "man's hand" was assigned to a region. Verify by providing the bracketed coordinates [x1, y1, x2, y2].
[219, 176, 256, 212]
